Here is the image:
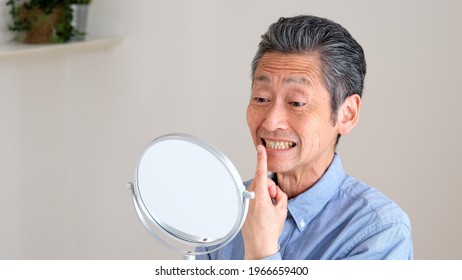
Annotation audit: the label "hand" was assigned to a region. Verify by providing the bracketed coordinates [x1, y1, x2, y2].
[242, 145, 288, 259]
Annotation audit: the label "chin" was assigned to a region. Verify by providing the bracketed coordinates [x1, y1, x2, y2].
[267, 161, 291, 174]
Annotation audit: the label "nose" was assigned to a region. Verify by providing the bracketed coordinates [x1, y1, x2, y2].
[262, 103, 289, 132]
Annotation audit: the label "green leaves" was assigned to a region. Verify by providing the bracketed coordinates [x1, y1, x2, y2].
[6, 0, 79, 43]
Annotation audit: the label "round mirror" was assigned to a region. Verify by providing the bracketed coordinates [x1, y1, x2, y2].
[129, 133, 253, 258]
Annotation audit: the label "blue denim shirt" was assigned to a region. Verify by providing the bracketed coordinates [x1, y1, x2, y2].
[198, 154, 413, 260]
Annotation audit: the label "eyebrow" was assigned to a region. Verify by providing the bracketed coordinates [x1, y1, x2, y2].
[254, 75, 271, 82]
[282, 76, 310, 85]
[254, 74, 311, 85]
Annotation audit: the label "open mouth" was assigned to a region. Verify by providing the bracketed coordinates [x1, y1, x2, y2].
[262, 138, 296, 150]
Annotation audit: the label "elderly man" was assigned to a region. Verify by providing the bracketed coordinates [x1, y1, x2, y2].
[200, 15, 413, 260]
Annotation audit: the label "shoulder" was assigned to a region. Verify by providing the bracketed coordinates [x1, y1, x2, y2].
[338, 175, 411, 228]
[333, 176, 413, 259]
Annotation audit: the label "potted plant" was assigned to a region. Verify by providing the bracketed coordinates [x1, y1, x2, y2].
[6, 0, 91, 43]
[70, 0, 92, 41]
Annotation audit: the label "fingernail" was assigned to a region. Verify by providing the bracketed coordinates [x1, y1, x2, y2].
[257, 145, 264, 153]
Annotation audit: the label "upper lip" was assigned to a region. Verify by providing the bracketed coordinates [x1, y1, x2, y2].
[260, 136, 296, 143]
[261, 137, 297, 146]
[259, 135, 295, 143]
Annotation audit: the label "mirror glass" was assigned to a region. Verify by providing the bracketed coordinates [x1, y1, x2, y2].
[131, 133, 250, 255]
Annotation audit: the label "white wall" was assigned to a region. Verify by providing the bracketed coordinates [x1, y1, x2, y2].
[0, 0, 461, 259]
[0, 57, 74, 258]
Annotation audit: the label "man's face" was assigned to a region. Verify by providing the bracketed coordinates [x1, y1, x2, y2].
[247, 52, 340, 175]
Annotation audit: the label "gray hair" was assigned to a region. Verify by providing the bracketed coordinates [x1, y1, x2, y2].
[251, 15, 367, 122]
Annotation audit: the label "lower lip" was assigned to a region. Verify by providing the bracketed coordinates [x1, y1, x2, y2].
[264, 145, 295, 153]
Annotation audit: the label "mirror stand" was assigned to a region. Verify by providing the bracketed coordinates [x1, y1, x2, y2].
[183, 253, 195, 260]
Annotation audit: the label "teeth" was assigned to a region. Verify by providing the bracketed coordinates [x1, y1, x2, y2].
[264, 140, 295, 150]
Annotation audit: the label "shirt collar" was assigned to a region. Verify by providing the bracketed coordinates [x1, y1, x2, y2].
[282, 153, 346, 231]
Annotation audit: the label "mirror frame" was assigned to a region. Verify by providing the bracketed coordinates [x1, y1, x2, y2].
[129, 133, 253, 256]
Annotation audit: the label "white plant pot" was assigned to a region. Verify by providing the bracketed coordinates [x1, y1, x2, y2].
[71, 4, 89, 41]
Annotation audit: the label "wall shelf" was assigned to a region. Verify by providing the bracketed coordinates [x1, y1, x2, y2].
[0, 37, 122, 60]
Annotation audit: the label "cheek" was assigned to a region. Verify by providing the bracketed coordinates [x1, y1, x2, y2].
[305, 119, 338, 148]
[246, 108, 252, 129]
[246, 107, 259, 131]
[296, 116, 327, 143]
[246, 109, 260, 145]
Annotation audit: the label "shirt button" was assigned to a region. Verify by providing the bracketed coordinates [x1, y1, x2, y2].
[299, 220, 306, 228]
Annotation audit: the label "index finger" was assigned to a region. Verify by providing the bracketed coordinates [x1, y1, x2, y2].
[254, 145, 269, 194]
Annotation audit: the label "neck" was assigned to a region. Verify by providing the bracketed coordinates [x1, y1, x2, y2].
[276, 152, 335, 199]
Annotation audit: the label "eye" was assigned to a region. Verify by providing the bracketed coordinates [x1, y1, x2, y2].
[289, 101, 306, 107]
[253, 97, 270, 103]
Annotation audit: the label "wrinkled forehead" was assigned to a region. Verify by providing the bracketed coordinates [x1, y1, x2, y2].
[253, 52, 324, 86]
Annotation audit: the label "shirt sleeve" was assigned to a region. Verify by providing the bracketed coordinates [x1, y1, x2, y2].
[341, 222, 413, 260]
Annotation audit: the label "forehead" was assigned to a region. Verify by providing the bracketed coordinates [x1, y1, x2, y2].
[253, 52, 323, 84]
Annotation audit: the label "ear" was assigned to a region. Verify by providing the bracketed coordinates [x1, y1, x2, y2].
[337, 94, 361, 136]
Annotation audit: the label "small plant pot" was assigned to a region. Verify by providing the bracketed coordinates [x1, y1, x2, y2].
[71, 4, 89, 41]
[18, 6, 65, 44]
